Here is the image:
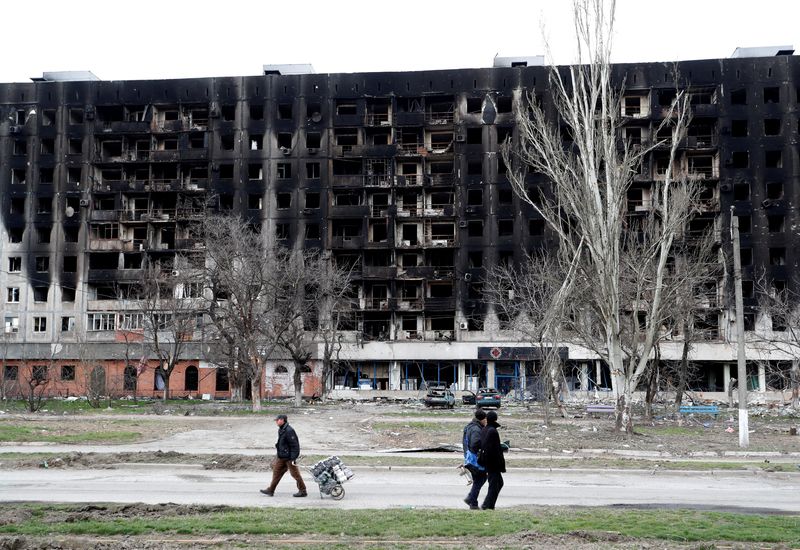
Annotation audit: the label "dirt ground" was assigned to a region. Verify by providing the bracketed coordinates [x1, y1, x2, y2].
[1, 399, 799, 468]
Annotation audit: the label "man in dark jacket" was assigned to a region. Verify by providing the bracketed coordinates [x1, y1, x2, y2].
[479, 410, 505, 510]
[462, 408, 487, 509]
[260, 414, 307, 497]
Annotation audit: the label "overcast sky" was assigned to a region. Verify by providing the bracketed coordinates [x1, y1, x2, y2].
[1, 0, 797, 83]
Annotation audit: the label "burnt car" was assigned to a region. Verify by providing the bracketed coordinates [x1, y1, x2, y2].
[475, 388, 502, 408]
[423, 386, 455, 408]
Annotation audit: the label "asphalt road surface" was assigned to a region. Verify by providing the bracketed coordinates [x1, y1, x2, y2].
[2, 465, 798, 513]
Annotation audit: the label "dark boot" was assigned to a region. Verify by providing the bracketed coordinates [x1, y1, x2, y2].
[293, 491, 307, 497]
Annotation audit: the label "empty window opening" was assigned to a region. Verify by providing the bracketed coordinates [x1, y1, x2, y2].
[63, 226, 78, 243]
[305, 223, 320, 239]
[13, 140, 27, 156]
[122, 254, 141, 270]
[498, 218, 514, 236]
[764, 118, 781, 135]
[248, 194, 262, 209]
[765, 181, 783, 200]
[39, 168, 53, 184]
[37, 226, 51, 243]
[277, 132, 292, 149]
[769, 248, 785, 266]
[336, 101, 358, 116]
[731, 151, 749, 169]
[370, 221, 388, 242]
[496, 97, 512, 113]
[10, 197, 26, 215]
[9, 227, 24, 243]
[40, 138, 55, 155]
[69, 108, 84, 124]
[658, 89, 677, 106]
[249, 164, 263, 180]
[466, 127, 482, 144]
[33, 287, 49, 302]
[67, 168, 81, 184]
[306, 132, 321, 148]
[11, 169, 26, 185]
[220, 135, 234, 151]
[529, 219, 545, 236]
[277, 192, 292, 209]
[498, 188, 513, 205]
[733, 183, 750, 201]
[219, 194, 234, 210]
[763, 87, 779, 103]
[731, 119, 747, 137]
[467, 97, 482, 114]
[334, 190, 362, 206]
[221, 105, 236, 121]
[738, 215, 751, 233]
[467, 161, 482, 175]
[767, 215, 784, 233]
[35, 256, 49, 272]
[250, 104, 264, 120]
[467, 189, 483, 206]
[467, 220, 483, 237]
[307, 102, 322, 120]
[250, 135, 263, 150]
[730, 89, 747, 105]
[278, 103, 293, 119]
[41, 109, 56, 125]
[765, 150, 782, 168]
[219, 164, 234, 179]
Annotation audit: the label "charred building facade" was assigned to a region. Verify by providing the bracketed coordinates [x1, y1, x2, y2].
[1, 51, 799, 401]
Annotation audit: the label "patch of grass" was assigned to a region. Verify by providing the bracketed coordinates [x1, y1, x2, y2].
[371, 421, 455, 431]
[0, 504, 797, 545]
[0, 423, 141, 444]
[636, 426, 704, 436]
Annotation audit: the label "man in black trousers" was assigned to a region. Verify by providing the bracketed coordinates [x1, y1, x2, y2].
[479, 410, 505, 509]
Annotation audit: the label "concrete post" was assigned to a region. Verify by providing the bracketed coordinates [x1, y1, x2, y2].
[457, 361, 466, 391]
[723, 363, 731, 394]
[486, 361, 496, 388]
[758, 362, 766, 393]
[389, 361, 401, 391]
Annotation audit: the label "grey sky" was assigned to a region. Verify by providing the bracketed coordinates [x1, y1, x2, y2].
[1, 0, 797, 83]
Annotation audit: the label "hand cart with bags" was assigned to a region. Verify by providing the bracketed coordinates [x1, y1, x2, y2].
[306, 456, 354, 500]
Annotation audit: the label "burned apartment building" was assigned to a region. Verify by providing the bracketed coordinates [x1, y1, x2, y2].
[1, 49, 799, 401]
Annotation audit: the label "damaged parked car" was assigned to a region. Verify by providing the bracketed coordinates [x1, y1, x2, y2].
[463, 387, 502, 408]
[423, 386, 455, 408]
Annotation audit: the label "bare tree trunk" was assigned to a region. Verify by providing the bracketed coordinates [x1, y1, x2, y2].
[250, 378, 262, 412]
[791, 359, 799, 409]
[293, 362, 304, 407]
[675, 334, 690, 409]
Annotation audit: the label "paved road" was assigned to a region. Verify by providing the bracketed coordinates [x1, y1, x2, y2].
[2, 465, 798, 512]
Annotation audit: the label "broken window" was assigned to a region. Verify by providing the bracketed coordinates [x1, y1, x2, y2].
[738, 215, 751, 234]
[40, 138, 54, 155]
[529, 219, 545, 236]
[307, 102, 322, 120]
[41, 109, 56, 126]
[733, 183, 750, 201]
[277, 192, 292, 209]
[305, 223, 319, 240]
[219, 164, 233, 179]
[731, 151, 749, 169]
[33, 287, 49, 302]
[764, 118, 781, 136]
[466, 127, 482, 144]
[467, 220, 483, 237]
[249, 164, 263, 180]
[498, 218, 514, 236]
[277, 162, 291, 179]
[221, 105, 236, 121]
[765, 150, 782, 168]
[278, 103, 293, 119]
[220, 135, 234, 151]
[658, 89, 677, 106]
[11, 168, 26, 185]
[731, 119, 748, 137]
[730, 88, 747, 105]
[8, 257, 21, 272]
[306, 132, 321, 148]
[467, 97, 482, 114]
[69, 108, 84, 124]
[467, 189, 483, 206]
[767, 215, 785, 233]
[336, 101, 358, 116]
[769, 248, 785, 266]
[765, 181, 783, 200]
[763, 87, 779, 104]
[467, 160, 482, 175]
[10, 197, 25, 214]
[35, 256, 49, 272]
[277, 132, 292, 149]
[250, 135, 263, 150]
[37, 226, 51, 243]
[63, 226, 78, 243]
[249, 104, 264, 120]
[13, 140, 27, 156]
[39, 168, 53, 184]
[496, 96, 512, 113]
[248, 194, 262, 210]
[498, 188, 512, 205]
[276, 223, 289, 240]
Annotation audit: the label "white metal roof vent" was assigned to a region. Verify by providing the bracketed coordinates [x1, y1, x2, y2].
[263, 64, 315, 76]
[31, 71, 100, 82]
[493, 55, 545, 68]
[730, 45, 794, 58]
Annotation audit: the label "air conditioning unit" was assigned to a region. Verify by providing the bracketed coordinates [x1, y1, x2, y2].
[719, 183, 733, 192]
[455, 134, 465, 142]
[307, 147, 318, 155]
[458, 220, 468, 228]
[465, 206, 476, 213]
[280, 146, 291, 155]
[79, 199, 90, 207]
[84, 106, 95, 120]
[761, 199, 774, 208]
[171, 270, 180, 277]
[209, 108, 219, 118]
[459, 321, 469, 330]
[9, 125, 21, 134]
[464, 273, 472, 282]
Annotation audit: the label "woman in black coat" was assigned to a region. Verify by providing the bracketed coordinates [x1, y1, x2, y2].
[479, 410, 505, 509]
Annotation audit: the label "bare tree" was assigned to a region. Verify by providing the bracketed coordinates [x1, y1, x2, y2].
[487, 251, 572, 422]
[755, 273, 800, 408]
[137, 257, 198, 400]
[502, 0, 701, 433]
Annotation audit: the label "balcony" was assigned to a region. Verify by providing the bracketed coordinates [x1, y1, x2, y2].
[425, 111, 454, 125]
[364, 113, 391, 126]
[334, 144, 364, 157]
[330, 235, 364, 249]
[362, 266, 397, 278]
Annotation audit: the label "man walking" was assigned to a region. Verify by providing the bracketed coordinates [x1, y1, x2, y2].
[261, 414, 307, 497]
[479, 410, 505, 510]
[462, 408, 487, 510]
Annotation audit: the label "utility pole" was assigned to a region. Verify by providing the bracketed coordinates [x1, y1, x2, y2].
[730, 208, 749, 448]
